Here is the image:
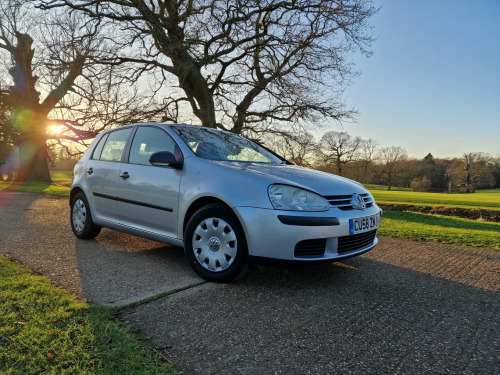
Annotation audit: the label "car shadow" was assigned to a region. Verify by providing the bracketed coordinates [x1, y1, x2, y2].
[74, 229, 203, 306]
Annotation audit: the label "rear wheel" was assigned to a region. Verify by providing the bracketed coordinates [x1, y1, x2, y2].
[184, 203, 248, 282]
[71, 192, 101, 239]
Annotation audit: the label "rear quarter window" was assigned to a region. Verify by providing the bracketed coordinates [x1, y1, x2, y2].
[91, 134, 108, 160]
[99, 128, 133, 162]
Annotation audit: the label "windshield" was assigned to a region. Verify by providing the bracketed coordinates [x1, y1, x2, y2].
[172, 126, 283, 164]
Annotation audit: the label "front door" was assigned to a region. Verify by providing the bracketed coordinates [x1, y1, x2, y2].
[116, 126, 182, 239]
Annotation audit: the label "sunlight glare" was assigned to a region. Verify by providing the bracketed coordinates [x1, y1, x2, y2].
[48, 124, 65, 135]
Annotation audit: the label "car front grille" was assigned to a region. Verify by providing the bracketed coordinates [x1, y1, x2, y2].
[337, 230, 377, 254]
[294, 230, 377, 258]
[323, 193, 374, 211]
[294, 239, 327, 258]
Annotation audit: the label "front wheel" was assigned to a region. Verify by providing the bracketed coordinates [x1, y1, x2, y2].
[184, 204, 248, 282]
[70, 192, 101, 239]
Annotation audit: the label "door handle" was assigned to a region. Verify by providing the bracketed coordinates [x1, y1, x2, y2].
[120, 172, 130, 179]
[86, 168, 93, 175]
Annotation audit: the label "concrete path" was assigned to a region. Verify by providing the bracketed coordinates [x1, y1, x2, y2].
[1, 191, 499, 374]
[0, 191, 203, 306]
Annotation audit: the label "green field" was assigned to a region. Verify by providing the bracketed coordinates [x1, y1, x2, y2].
[369, 188, 500, 211]
[379, 211, 500, 250]
[368, 187, 500, 250]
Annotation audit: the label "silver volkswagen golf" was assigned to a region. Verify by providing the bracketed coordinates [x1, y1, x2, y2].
[70, 123, 382, 281]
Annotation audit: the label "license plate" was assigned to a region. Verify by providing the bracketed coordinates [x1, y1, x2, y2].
[349, 214, 379, 235]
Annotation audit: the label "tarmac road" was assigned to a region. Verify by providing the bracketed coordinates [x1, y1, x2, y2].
[1, 191, 499, 374]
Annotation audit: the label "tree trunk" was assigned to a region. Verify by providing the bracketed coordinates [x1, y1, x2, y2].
[7, 33, 52, 183]
[175, 61, 217, 128]
[15, 137, 52, 183]
[13, 114, 52, 183]
[129, 0, 218, 129]
[24, 149, 51, 183]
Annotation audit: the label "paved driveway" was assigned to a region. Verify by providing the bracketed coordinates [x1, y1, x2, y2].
[0, 191, 202, 306]
[1, 191, 499, 374]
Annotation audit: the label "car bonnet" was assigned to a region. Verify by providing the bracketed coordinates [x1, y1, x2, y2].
[211, 161, 368, 196]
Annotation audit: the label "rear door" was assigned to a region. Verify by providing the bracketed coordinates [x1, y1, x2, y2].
[116, 126, 182, 239]
[84, 127, 133, 223]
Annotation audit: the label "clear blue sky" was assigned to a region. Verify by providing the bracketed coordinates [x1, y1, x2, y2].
[342, 0, 500, 159]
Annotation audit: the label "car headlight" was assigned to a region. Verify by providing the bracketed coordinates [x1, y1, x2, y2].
[268, 184, 330, 211]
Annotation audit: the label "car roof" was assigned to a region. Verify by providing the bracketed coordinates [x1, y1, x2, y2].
[117, 123, 239, 136]
[109, 122, 224, 132]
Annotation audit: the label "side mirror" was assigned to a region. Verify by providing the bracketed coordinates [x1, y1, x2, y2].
[149, 151, 183, 170]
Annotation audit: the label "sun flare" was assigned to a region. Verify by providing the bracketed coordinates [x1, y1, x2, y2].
[48, 124, 65, 135]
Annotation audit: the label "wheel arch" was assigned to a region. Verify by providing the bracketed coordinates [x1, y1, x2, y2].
[183, 197, 233, 234]
[183, 197, 250, 281]
[69, 186, 84, 206]
[69, 188, 102, 239]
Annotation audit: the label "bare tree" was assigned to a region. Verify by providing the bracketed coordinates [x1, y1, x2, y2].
[492, 156, 500, 188]
[264, 131, 317, 167]
[0, 1, 157, 182]
[378, 146, 407, 190]
[446, 152, 494, 193]
[358, 138, 378, 182]
[39, 0, 376, 135]
[0, 1, 92, 181]
[319, 131, 362, 176]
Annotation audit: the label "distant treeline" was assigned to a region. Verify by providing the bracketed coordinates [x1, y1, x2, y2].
[264, 131, 499, 193]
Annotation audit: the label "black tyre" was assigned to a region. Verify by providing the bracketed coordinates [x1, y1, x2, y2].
[70, 192, 101, 239]
[184, 203, 248, 282]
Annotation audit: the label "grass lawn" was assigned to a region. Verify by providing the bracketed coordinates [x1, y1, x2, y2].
[0, 171, 71, 196]
[379, 211, 500, 250]
[0, 254, 178, 375]
[50, 171, 73, 186]
[369, 188, 500, 211]
[367, 186, 500, 249]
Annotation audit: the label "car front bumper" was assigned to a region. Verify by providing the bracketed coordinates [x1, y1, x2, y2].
[234, 206, 382, 261]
